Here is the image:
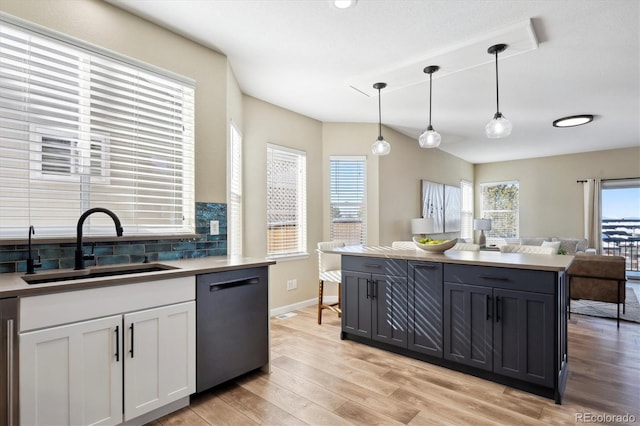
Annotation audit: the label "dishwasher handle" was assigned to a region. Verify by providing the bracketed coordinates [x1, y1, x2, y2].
[209, 276, 260, 291]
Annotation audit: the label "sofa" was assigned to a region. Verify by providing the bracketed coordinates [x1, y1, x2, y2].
[501, 236, 592, 255]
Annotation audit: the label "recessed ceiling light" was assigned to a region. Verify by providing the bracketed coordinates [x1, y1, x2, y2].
[552, 114, 594, 128]
[334, 0, 357, 9]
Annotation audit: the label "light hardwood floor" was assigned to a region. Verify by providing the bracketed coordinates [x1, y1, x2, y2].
[150, 306, 640, 425]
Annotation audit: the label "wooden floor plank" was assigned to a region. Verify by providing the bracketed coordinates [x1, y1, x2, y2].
[149, 307, 640, 425]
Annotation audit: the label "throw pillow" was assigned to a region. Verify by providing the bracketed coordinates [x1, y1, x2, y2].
[541, 240, 561, 253]
[552, 238, 581, 254]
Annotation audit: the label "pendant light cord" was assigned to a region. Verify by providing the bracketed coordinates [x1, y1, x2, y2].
[377, 87, 382, 138]
[428, 72, 433, 126]
[494, 50, 500, 114]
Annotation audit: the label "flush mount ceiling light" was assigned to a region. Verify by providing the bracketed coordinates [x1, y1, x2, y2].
[553, 114, 594, 128]
[419, 65, 441, 148]
[486, 43, 512, 139]
[333, 0, 357, 9]
[371, 82, 391, 156]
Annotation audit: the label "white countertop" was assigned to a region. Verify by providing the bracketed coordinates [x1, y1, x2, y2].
[332, 245, 574, 272]
[0, 256, 276, 298]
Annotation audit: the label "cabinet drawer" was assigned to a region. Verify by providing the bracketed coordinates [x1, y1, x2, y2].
[343, 256, 407, 277]
[444, 264, 555, 294]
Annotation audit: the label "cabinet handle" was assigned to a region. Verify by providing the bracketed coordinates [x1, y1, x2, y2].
[115, 325, 120, 362]
[364, 263, 382, 269]
[416, 264, 437, 269]
[496, 296, 502, 322]
[7, 319, 15, 425]
[366, 280, 371, 299]
[372, 280, 378, 299]
[480, 275, 508, 281]
[486, 295, 492, 320]
[129, 323, 135, 358]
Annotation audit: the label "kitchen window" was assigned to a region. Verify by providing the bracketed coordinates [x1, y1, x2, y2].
[266, 144, 307, 258]
[0, 17, 195, 238]
[330, 156, 366, 246]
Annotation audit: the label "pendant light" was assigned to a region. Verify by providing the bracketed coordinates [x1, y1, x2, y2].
[485, 43, 512, 138]
[371, 82, 391, 156]
[419, 65, 441, 148]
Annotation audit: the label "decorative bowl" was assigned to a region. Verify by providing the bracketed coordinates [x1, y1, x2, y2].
[412, 237, 458, 252]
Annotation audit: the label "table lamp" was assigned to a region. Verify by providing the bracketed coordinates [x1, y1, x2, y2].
[411, 217, 435, 238]
[474, 218, 492, 247]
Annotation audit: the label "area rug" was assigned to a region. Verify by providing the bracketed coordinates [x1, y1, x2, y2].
[570, 286, 640, 324]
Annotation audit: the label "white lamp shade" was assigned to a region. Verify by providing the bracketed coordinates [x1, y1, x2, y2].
[473, 218, 492, 231]
[418, 129, 441, 148]
[486, 115, 512, 138]
[411, 217, 435, 234]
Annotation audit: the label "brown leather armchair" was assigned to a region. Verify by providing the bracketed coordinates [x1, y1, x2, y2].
[567, 254, 626, 327]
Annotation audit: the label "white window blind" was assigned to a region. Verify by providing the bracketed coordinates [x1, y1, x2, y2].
[480, 181, 520, 242]
[228, 122, 242, 256]
[0, 18, 195, 238]
[460, 180, 473, 241]
[330, 156, 366, 246]
[266, 144, 307, 258]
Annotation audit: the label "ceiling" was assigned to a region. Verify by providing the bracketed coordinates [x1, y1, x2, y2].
[108, 0, 639, 164]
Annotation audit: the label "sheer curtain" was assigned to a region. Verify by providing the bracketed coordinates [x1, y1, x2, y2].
[583, 178, 602, 253]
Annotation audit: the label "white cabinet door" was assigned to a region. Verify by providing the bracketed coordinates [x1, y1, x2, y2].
[20, 315, 123, 426]
[123, 301, 195, 421]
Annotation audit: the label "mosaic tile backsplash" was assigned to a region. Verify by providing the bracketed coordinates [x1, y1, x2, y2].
[0, 202, 227, 274]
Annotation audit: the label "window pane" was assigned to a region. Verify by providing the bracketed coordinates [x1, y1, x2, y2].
[480, 181, 519, 240]
[460, 180, 473, 241]
[228, 122, 242, 256]
[330, 156, 366, 246]
[266, 144, 306, 257]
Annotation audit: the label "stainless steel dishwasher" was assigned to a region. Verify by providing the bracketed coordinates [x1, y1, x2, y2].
[196, 266, 269, 393]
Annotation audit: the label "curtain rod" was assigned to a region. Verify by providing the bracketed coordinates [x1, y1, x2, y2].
[577, 177, 640, 183]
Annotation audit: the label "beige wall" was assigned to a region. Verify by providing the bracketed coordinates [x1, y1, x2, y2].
[243, 96, 323, 310]
[474, 147, 640, 238]
[1, 0, 229, 203]
[378, 128, 474, 244]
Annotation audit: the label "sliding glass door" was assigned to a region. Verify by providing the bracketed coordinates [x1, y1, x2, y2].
[601, 178, 640, 274]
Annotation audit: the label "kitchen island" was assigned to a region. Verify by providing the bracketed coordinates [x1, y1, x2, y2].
[332, 245, 572, 404]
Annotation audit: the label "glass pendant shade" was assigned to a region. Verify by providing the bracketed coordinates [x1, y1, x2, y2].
[418, 125, 441, 148]
[372, 82, 390, 156]
[371, 136, 391, 155]
[486, 44, 511, 139]
[420, 65, 441, 148]
[485, 112, 512, 138]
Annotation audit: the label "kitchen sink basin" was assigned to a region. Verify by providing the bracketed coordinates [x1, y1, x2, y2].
[22, 263, 179, 285]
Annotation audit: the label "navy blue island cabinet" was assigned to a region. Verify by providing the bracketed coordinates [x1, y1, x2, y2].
[340, 252, 569, 404]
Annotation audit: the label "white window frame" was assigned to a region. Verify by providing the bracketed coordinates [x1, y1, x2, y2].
[329, 156, 367, 246]
[266, 143, 307, 260]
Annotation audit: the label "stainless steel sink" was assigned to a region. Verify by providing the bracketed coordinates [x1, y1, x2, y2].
[22, 263, 179, 285]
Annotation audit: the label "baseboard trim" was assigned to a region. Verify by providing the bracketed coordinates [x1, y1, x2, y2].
[270, 296, 337, 317]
